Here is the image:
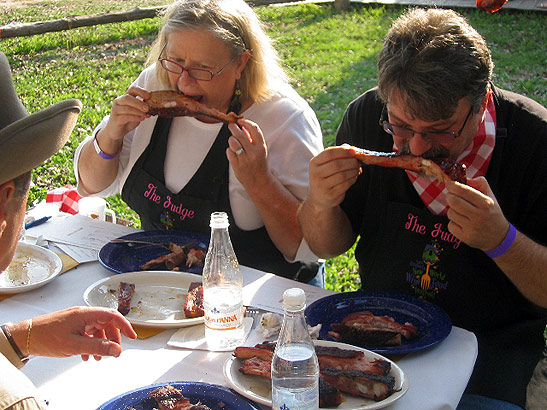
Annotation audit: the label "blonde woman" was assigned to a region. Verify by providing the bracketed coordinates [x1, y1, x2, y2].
[75, 0, 323, 283]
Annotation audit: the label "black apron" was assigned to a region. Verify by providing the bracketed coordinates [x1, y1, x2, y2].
[121, 117, 317, 282]
[356, 200, 523, 331]
[356, 199, 544, 406]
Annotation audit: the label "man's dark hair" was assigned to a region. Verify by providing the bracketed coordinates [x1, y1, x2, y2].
[377, 8, 493, 120]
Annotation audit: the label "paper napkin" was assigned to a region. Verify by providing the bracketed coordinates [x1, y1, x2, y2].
[167, 317, 253, 352]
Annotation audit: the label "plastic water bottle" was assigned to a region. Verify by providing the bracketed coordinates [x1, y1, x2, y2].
[202, 212, 244, 350]
[271, 288, 319, 410]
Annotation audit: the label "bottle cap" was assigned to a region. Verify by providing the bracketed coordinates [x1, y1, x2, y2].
[283, 288, 306, 311]
[210, 211, 229, 229]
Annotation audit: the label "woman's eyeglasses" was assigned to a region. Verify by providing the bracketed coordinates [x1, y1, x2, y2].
[379, 105, 474, 145]
[158, 42, 235, 81]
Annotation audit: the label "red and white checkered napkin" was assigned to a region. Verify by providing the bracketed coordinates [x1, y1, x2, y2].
[45, 185, 82, 215]
[404, 92, 497, 215]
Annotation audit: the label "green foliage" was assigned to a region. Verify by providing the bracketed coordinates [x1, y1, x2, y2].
[325, 241, 361, 292]
[1, 2, 545, 291]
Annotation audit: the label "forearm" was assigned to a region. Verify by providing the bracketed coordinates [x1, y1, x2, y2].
[298, 198, 355, 259]
[244, 174, 303, 260]
[77, 129, 121, 194]
[1, 320, 29, 367]
[493, 231, 547, 308]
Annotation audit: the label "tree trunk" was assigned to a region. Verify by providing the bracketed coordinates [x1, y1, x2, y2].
[0, 6, 166, 39]
[334, 0, 351, 10]
[0, 1, 309, 39]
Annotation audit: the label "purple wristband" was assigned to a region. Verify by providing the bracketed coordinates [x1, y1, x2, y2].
[93, 135, 119, 160]
[485, 223, 517, 258]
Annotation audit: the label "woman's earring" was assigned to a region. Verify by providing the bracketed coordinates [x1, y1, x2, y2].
[230, 81, 242, 114]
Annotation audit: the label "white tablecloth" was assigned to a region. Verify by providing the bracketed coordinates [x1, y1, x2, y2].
[1, 258, 477, 410]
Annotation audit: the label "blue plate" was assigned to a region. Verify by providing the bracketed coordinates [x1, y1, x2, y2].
[98, 230, 209, 275]
[96, 381, 260, 410]
[305, 290, 452, 355]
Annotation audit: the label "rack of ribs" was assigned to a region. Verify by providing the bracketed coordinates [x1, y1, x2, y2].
[234, 342, 397, 405]
[329, 311, 418, 347]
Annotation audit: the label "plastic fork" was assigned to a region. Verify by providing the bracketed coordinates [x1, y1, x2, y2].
[109, 239, 172, 249]
[244, 307, 264, 330]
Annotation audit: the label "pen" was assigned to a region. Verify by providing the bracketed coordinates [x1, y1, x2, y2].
[25, 215, 52, 229]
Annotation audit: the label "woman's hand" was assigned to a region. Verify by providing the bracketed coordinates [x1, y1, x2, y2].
[226, 119, 270, 189]
[99, 86, 151, 144]
[9, 306, 137, 362]
[77, 86, 151, 194]
[226, 118, 305, 258]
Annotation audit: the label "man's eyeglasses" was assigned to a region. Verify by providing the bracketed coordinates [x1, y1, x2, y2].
[158, 42, 235, 81]
[379, 105, 474, 145]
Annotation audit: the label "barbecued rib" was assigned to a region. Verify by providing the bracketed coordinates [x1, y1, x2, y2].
[146, 90, 242, 124]
[350, 146, 467, 184]
[320, 368, 396, 401]
[184, 282, 204, 318]
[319, 378, 344, 408]
[186, 248, 205, 268]
[315, 345, 391, 375]
[329, 310, 418, 347]
[234, 346, 274, 361]
[149, 385, 211, 410]
[239, 355, 272, 379]
[117, 282, 135, 316]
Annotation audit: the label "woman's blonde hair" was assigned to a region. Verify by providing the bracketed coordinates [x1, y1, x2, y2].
[146, 0, 287, 103]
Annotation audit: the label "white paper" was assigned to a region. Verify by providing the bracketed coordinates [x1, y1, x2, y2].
[27, 214, 138, 250]
[24, 213, 140, 263]
[168, 317, 253, 352]
[41, 214, 139, 250]
[54, 243, 98, 263]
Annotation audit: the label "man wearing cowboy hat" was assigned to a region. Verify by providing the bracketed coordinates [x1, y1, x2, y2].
[0, 51, 137, 409]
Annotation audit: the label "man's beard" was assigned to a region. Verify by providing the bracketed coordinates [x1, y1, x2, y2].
[397, 141, 451, 159]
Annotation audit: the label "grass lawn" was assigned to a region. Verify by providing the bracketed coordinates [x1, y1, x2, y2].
[1, 1, 545, 291]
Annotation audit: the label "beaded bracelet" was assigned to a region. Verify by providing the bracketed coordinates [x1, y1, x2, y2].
[485, 223, 517, 259]
[1, 323, 29, 363]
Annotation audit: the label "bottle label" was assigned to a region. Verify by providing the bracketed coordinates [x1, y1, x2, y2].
[203, 286, 243, 331]
[271, 387, 318, 410]
[204, 308, 242, 331]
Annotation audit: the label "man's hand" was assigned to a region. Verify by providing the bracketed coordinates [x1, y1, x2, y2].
[445, 176, 509, 251]
[306, 145, 362, 211]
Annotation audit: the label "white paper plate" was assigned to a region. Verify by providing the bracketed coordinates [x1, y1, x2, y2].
[0, 242, 63, 294]
[223, 339, 408, 409]
[83, 271, 204, 328]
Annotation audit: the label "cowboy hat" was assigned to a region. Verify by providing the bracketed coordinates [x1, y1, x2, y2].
[0, 51, 82, 185]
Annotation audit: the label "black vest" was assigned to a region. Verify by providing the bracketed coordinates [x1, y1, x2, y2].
[121, 117, 318, 282]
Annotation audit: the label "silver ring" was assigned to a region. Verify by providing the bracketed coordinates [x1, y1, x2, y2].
[235, 147, 244, 155]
